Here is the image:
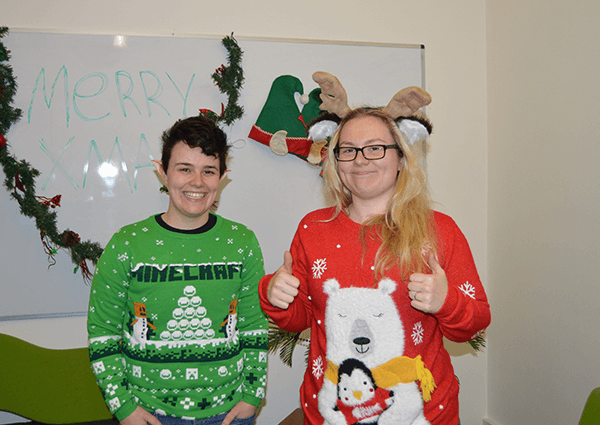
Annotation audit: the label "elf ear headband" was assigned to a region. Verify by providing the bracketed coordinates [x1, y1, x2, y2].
[308, 71, 433, 146]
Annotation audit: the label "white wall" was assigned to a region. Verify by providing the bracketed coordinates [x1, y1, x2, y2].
[1, 1, 489, 424]
[486, 1, 600, 424]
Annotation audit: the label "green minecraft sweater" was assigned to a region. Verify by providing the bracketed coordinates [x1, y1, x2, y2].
[87, 214, 268, 420]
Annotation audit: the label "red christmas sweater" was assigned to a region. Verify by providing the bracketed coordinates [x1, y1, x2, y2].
[259, 208, 490, 425]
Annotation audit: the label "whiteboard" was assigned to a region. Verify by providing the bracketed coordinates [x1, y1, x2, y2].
[0, 30, 424, 320]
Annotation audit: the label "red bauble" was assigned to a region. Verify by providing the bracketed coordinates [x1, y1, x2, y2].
[0, 134, 6, 149]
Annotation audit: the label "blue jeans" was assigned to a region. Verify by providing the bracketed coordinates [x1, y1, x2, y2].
[152, 411, 255, 425]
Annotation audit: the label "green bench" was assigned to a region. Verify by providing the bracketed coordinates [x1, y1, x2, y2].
[0, 333, 114, 425]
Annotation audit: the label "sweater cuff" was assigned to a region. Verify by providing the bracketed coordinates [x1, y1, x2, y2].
[242, 393, 263, 408]
[114, 399, 138, 421]
[258, 273, 277, 315]
[435, 284, 459, 320]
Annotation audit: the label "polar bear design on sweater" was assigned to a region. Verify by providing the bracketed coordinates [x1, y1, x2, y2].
[318, 278, 434, 425]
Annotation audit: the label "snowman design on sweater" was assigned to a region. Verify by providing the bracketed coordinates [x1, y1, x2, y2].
[318, 278, 435, 425]
[220, 299, 239, 345]
[130, 302, 156, 349]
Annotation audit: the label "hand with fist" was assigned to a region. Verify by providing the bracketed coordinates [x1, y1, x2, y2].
[267, 251, 300, 309]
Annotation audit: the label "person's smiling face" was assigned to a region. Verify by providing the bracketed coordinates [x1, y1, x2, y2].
[337, 115, 403, 210]
[154, 141, 228, 230]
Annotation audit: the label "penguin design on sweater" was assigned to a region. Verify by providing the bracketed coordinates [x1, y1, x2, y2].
[220, 299, 238, 345]
[130, 302, 156, 349]
[335, 358, 394, 425]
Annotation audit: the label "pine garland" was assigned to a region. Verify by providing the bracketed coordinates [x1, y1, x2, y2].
[210, 33, 245, 126]
[0, 27, 103, 282]
[468, 333, 486, 352]
[268, 318, 309, 367]
[0, 29, 21, 135]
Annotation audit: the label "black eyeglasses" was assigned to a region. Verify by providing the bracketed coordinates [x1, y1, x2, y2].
[333, 144, 401, 162]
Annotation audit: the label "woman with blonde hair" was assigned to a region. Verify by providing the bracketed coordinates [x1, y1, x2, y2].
[321, 106, 436, 280]
[259, 74, 490, 425]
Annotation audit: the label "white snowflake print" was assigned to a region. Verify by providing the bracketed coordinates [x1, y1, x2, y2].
[412, 322, 424, 345]
[156, 240, 164, 246]
[232, 225, 238, 230]
[312, 355, 324, 379]
[312, 259, 327, 279]
[459, 281, 476, 299]
[118, 253, 129, 262]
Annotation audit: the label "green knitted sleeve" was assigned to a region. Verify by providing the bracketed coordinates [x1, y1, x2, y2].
[236, 229, 268, 407]
[87, 229, 137, 420]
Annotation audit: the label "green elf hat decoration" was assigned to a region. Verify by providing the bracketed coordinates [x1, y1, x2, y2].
[248, 75, 326, 165]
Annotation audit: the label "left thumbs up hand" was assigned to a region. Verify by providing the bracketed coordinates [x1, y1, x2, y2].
[408, 253, 448, 314]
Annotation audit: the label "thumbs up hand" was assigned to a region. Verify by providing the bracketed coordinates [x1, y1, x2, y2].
[407, 253, 448, 314]
[267, 251, 300, 310]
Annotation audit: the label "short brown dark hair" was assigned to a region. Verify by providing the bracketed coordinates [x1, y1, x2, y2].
[160, 116, 229, 176]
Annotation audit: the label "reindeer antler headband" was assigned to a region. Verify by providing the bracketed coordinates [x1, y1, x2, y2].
[309, 72, 433, 146]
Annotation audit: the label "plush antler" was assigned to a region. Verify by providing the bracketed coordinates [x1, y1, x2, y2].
[312, 72, 351, 118]
[313, 71, 431, 119]
[383, 86, 432, 118]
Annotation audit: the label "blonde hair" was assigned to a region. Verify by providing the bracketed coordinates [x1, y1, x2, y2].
[322, 107, 437, 279]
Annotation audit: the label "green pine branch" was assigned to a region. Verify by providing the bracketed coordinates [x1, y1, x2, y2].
[0, 27, 103, 282]
[0, 27, 22, 135]
[468, 333, 487, 352]
[267, 318, 308, 367]
[211, 33, 245, 126]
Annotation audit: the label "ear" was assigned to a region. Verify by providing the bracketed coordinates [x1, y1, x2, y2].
[220, 168, 231, 181]
[152, 159, 167, 186]
[377, 278, 397, 295]
[397, 118, 431, 146]
[323, 278, 340, 296]
[152, 159, 165, 175]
